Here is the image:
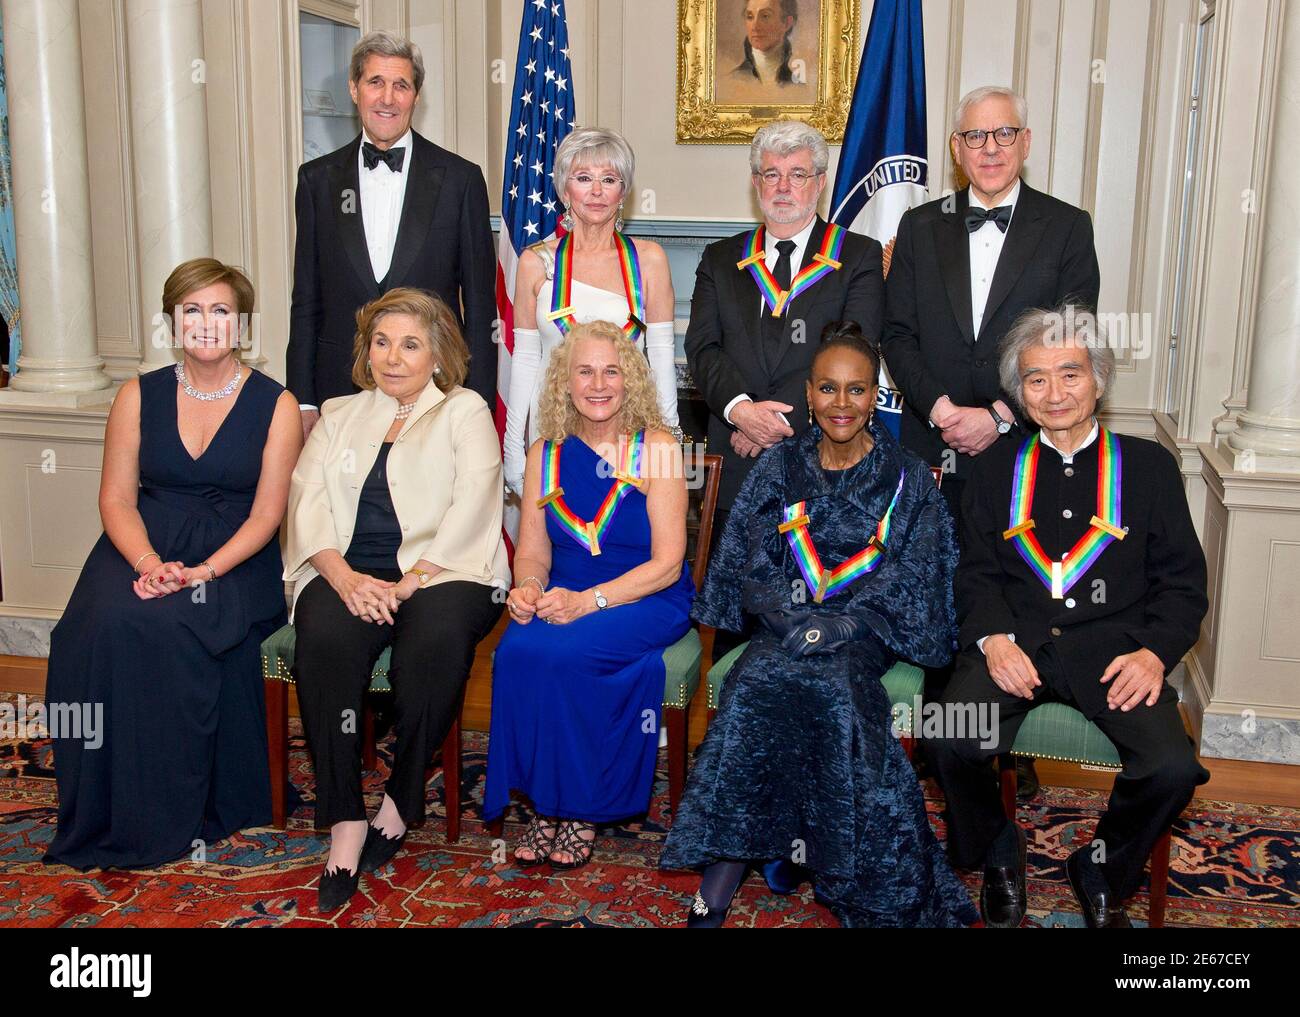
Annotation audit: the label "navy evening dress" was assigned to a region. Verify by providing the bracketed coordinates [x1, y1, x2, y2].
[660, 420, 979, 927]
[43, 365, 286, 870]
[484, 433, 694, 823]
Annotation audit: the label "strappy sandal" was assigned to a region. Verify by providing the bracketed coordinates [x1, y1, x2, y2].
[512, 815, 558, 868]
[547, 820, 596, 869]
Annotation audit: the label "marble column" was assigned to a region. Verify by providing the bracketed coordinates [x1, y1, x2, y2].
[125, 0, 214, 371]
[0, 0, 112, 400]
[1225, 1, 1300, 472]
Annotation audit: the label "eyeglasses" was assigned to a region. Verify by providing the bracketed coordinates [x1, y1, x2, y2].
[756, 168, 822, 189]
[571, 172, 623, 189]
[953, 126, 1026, 149]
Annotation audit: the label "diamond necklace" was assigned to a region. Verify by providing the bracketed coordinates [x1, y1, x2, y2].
[175, 362, 241, 401]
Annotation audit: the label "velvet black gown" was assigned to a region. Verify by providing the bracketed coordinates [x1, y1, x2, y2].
[42, 366, 286, 871]
[660, 419, 979, 927]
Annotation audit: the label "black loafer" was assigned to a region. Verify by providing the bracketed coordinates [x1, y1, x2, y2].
[358, 824, 407, 874]
[980, 824, 1027, 928]
[1015, 757, 1041, 801]
[1067, 849, 1132, 928]
[318, 864, 360, 912]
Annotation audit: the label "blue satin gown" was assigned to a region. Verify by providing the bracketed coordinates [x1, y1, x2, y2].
[485, 434, 694, 823]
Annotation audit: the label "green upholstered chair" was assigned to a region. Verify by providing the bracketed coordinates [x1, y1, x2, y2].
[260, 625, 464, 839]
[658, 452, 722, 816]
[705, 643, 926, 758]
[995, 702, 1173, 927]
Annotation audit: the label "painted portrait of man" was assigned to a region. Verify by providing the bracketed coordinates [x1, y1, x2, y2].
[715, 0, 818, 105]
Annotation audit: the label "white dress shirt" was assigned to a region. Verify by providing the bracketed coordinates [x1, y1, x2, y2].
[359, 128, 413, 284]
[723, 215, 818, 426]
[301, 129, 414, 412]
[969, 179, 1020, 338]
[977, 417, 1099, 653]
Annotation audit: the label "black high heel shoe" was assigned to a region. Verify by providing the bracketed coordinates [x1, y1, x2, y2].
[686, 891, 729, 928]
[318, 864, 360, 912]
[358, 824, 407, 874]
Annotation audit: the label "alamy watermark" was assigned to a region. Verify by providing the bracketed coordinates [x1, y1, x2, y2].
[0, 695, 103, 749]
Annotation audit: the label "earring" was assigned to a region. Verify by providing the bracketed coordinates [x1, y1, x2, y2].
[433, 364, 442, 375]
[614, 213, 625, 232]
[560, 205, 574, 230]
[808, 406, 814, 426]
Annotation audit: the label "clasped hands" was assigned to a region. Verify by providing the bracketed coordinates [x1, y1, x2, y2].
[982, 634, 1166, 711]
[506, 583, 592, 626]
[333, 569, 420, 625]
[132, 560, 213, 600]
[931, 395, 1011, 456]
[761, 608, 866, 658]
[729, 399, 795, 459]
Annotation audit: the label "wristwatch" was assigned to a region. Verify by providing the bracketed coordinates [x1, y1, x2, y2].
[988, 407, 1012, 435]
[593, 588, 608, 610]
[405, 568, 433, 588]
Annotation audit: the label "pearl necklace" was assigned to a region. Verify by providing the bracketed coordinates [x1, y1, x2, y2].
[175, 362, 241, 401]
[394, 400, 419, 420]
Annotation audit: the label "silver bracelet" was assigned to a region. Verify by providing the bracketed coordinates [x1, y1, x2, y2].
[199, 560, 217, 582]
[519, 575, 546, 595]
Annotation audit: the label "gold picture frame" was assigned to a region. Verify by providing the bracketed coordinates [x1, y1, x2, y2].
[677, 0, 860, 145]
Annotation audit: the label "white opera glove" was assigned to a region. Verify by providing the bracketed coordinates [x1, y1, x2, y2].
[504, 327, 542, 496]
[644, 320, 680, 429]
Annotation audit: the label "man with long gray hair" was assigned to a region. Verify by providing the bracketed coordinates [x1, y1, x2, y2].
[926, 304, 1208, 929]
[288, 30, 497, 437]
[686, 120, 884, 662]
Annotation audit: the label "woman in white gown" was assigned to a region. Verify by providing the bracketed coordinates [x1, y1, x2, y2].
[504, 128, 680, 495]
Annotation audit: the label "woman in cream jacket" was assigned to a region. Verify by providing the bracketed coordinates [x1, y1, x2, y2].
[284, 288, 508, 912]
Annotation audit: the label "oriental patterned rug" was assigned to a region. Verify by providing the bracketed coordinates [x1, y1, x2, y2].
[1, 693, 1295, 928]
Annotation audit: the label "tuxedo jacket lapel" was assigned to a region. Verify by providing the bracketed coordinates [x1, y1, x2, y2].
[329, 137, 379, 297]
[730, 230, 771, 378]
[386, 133, 445, 288]
[935, 190, 975, 345]
[980, 182, 1049, 337]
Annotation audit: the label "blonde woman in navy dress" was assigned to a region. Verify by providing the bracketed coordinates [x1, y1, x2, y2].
[485, 320, 694, 868]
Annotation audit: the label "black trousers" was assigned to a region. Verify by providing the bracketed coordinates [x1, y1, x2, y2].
[294, 572, 502, 828]
[924, 644, 1209, 899]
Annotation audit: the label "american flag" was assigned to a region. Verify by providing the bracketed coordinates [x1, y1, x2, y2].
[495, 0, 576, 448]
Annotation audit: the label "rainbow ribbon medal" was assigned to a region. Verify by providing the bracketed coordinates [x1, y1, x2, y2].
[1002, 427, 1125, 599]
[536, 430, 647, 556]
[778, 470, 905, 602]
[547, 231, 647, 339]
[736, 223, 847, 317]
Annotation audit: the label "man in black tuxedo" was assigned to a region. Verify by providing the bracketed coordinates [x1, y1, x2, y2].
[288, 30, 496, 436]
[883, 86, 1100, 509]
[926, 309, 1209, 928]
[686, 120, 883, 660]
[883, 86, 1100, 795]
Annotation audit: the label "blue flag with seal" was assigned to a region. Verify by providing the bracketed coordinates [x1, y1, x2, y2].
[829, 0, 927, 439]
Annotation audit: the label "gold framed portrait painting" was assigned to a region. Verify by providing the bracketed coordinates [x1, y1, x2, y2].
[677, 0, 860, 144]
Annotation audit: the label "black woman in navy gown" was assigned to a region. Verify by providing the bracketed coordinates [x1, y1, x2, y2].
[42, 259, 302, 870]
[661, 325, 978, 927]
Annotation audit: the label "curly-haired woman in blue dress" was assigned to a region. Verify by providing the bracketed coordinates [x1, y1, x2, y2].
[660, 324, 978, 927]
[485, 320, 694, 869]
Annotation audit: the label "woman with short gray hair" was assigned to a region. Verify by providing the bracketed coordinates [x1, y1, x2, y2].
[504, 127, 680, 496]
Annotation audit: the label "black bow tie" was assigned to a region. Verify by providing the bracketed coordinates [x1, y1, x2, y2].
[964, 204, 1012, 233]
[362, 141, 406, 173]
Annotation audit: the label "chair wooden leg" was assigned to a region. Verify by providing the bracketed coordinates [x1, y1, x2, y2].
[487, 816, 504, 839]
[666, 706, 687, 820]
[900, 735, 915, 761]
[706, 707, 716, 728]
[362, 701, 377, 771]
[442, 717, 461, 843]
[998, 754, 1018, 822]
[264, 680, 289, 830]
[1148, 827, 1172, 928]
